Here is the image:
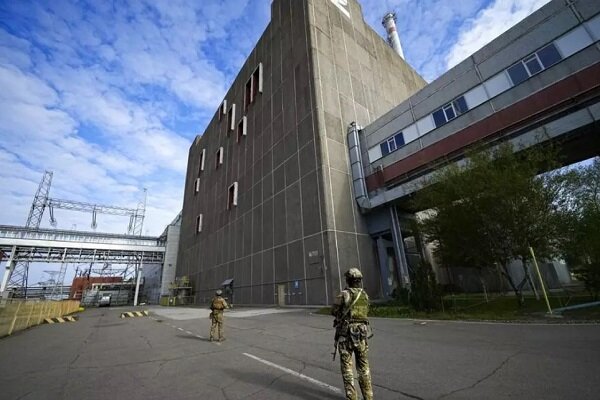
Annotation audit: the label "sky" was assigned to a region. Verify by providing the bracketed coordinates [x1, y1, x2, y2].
[0, 0, 551, 282]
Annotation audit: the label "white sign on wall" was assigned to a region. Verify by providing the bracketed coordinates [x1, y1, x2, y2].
[330, 0, 350, 18]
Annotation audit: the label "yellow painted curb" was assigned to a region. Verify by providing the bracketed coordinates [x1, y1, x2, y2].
[119, 310, 149, 318]
[43, 316, 78, 324]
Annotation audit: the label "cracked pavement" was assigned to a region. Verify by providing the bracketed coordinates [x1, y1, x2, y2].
[0, 307, 599, 399]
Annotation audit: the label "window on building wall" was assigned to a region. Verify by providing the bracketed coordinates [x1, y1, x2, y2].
[394, 132, 405, 148]
[227, 104, 236, 132]
[244, 79, 252, 113]
[194, 178, 200, 194]
[379, 131, 406, 156]
[537, 43, 562, 68]
[442, 103, 456, 121]
[215, 147, 224, 169]
[227, 182, 238, 209]
[507, 62, 529, 85]
[453, 96, 468, 114]
[387, 136, 397, 152]
[219, 100, 227, 121]
[244, 63, 263, 112]
[507, 43, 563, 86]
[237, 116, 247, 142]
[432, 108, 446, 127]
[252, 64, 262, 99]
[523, 54, 543, 76]
[195, 214, 203, 233]
[432, 96, 468, 128]
[198, 149, 206, 173]
[380, 141, 390, 156]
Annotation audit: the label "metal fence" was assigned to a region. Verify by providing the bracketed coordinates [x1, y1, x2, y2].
[0, 299, 80, 337]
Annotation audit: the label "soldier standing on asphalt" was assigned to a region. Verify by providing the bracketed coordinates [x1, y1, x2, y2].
[209, 289, 229, 342]
[332, 268, 373, 400]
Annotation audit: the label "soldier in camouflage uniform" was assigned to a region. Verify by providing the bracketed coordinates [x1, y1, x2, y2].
[331, 268, 373, 400]
[209, 289, 229, 341]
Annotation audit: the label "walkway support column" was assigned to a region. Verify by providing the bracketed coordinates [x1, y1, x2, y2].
[389, 207, 411, 289]
[376, 237, 392, 298]
[133, 254, 144, 306]
[0, 246, 17, 300]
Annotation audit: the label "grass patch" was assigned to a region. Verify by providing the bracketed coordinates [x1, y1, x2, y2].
[319, 294, 600, 321]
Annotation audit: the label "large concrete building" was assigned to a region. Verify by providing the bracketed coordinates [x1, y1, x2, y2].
[179, 0, 600, 304]
[177, 0, 426, 305]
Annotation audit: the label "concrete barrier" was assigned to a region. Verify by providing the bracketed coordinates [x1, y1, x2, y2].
[0, 299, 80, 337]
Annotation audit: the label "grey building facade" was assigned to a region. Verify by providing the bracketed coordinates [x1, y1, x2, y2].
[177, 0, 425, 305]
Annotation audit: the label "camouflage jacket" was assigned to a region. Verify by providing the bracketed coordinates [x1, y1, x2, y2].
[210, 296, 229, 313]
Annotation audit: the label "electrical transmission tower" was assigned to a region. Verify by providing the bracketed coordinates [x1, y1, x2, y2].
[48, 197, 145, 235]
[6, 171, 53, 296]
[4, 171, 147, 297]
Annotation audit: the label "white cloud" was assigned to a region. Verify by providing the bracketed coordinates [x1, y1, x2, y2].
[360, 0, 487, 81]
[445, 0, 551, 69]
[0, 0, 271, 245]
[360, 0, 550, 81]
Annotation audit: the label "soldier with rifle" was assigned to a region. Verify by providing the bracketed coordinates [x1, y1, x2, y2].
[331, 267, 374, 400]
[209, 289, 229, 341]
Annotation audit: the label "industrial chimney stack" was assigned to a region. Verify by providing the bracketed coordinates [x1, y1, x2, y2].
[382, 12, 405, 59]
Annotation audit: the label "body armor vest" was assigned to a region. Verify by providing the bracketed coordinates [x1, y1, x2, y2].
[347, 288, 369, 321]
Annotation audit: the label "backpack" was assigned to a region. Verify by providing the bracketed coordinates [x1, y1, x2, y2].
[211, 297, 225, 311]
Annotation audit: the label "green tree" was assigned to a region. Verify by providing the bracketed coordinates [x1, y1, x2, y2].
[557, 159, 600, 299]
[415, 143, 563, 306]
[409, 260, 442, 311]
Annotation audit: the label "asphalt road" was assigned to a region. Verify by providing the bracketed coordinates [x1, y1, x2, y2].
[0, 306, 599, 400]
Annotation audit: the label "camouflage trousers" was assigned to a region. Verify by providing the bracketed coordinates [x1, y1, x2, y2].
[339, 338, 373, 400]
[210, 312, 224, 340]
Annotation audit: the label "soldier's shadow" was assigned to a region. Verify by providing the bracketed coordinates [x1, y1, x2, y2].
[222, 368, 342, 400]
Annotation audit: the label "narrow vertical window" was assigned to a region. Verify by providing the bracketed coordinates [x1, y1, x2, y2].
[244, 63, 263, 112]
[228, 182, 238, 209]
[196, 214, 203, 233]
[252, 63, 263, 99]
[245, 79, 252, 112]
[237, 116, 247, 142]
[216, 147, 223, 169]
[386, 136, 397, 152]
[227, 104, 236, 132]
[194, 178, 200, 193]
[219, 100, 227, 121]
[442, 104, 456, 121]
[198, 149, 206, 173]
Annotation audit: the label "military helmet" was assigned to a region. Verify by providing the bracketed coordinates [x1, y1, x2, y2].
[345, 267, 363, 280]
[215, 289, 223, 296]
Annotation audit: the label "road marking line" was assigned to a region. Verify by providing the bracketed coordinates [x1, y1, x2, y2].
[195, 335, 204, 339]
[185, 330, 193, 335]
[177, 327, 184, 331]
[243, 353, 343, 395]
